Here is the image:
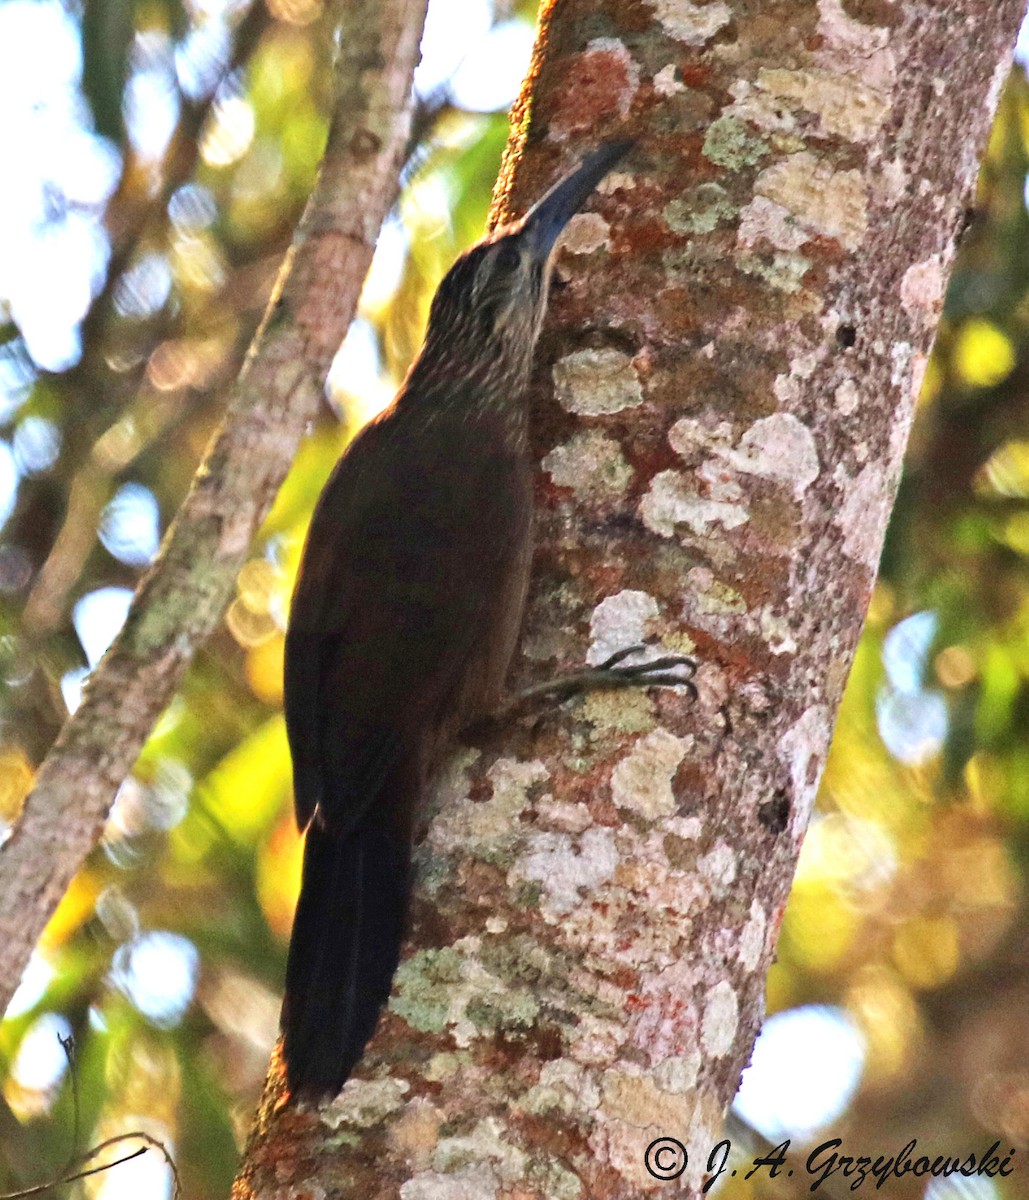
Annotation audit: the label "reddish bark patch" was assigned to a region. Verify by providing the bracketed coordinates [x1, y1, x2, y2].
[548, 48, 636, 138]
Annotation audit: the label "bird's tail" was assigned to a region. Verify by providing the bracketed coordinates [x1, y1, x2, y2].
[281, 818, 411, 1099]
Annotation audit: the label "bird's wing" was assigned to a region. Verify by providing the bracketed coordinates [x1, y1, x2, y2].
[284, 412, 529, 837]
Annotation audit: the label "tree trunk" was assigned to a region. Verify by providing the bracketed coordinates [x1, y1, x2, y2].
[234, 2, 1022, 1197]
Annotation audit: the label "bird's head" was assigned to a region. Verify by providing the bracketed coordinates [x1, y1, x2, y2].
[412, 140, 632, 399]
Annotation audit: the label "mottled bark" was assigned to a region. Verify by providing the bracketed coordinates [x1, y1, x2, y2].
[0, 0, 429, 1016]
[235, 1, 1023, 1197]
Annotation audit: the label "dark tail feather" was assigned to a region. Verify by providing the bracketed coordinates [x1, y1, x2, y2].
[281, 819, 410, 1098]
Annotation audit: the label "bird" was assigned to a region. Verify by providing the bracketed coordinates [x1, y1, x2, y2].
[280, 141, 649, 1100]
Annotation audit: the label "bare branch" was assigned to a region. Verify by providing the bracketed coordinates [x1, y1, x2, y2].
[0, 0, 430, 1016]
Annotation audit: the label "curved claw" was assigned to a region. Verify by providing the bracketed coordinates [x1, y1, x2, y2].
[596, 644, 649, 670]
[597, 644, 697, 676]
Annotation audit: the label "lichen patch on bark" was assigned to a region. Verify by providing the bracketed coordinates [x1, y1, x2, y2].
[587, 590, 660, 665]
[542, 429, 634, 502]
[552, 348, 645, 415]
[700, 981, 739, 1058]
[756, 67, 891, 142]
[646, 0, 732, 45]
[609, 728, 693, 818]
[754, 154, 869, 250]
[641, 470, 750, 539]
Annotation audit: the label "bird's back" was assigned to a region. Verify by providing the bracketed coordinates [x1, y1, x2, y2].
[284, 390, 532, 838]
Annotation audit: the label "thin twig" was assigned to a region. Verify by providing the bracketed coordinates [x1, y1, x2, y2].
[1, 1133, 182, 1200]
[56, 1034, 79, 1161]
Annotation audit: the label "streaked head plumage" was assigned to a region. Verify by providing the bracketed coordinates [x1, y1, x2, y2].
[409, 140, 633, 401]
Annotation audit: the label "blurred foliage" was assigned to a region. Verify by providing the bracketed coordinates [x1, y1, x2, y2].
[0, 1, 1027, 1197]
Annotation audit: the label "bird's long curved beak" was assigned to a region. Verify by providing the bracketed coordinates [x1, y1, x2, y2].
[522, 139, 633, 259]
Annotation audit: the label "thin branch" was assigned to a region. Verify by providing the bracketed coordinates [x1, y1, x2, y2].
[0, 0, 430, 1015]
[2, 1134, 181, 1200]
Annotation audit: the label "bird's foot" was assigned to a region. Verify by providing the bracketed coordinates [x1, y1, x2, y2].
[497, 644, 697, 721]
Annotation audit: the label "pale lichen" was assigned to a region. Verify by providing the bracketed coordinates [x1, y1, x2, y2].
[390, 948, 466, 1035]
[609, 727, 692, 819]
[567, 1013, 630, 1066]
[698, 841, 737, 891]
[700, 980, 739, 1057]
[640, 470, 749, 538]
[529, 1160, 583, 1200]
[779, 704, 832, 817]
[325, 1077, 410, 1129]
[756, 67, 891, 143]
[653, 1049, 701, 1094]
[587, 590, 660, 666]
[552, 348, 644, 415]
[835, 461, 892, 567]
[646, 0, 731, 45]
[391, 941, 542, 1046]
[597, 171, 636, 195]
[581, 688, 657, 736]
[890, 340, 913, 387]
[592, 1069, 699, 1188]
[510, 827, 619, 918]
[738, 249, 813, 294]
[759, 605, 797, 655]
[523, 1059, 601, 1119]
[631, 959, 701, 1061]
[739, 899, 767, 971]
[688, 567, 746, 618]
[426, 757, 548, 858]
[754, 153, 868, 251]
[834, 377, 860, 415]
[703, 114, 769, 170]
[665, 184, 737, 235]
[390, 1098, 445, 1166]
[815, 0, 895, 94]
[601, 1068, 697, 1130]
[561, 211, 612, 255]
[542, 428, 634, 502]
[433, 1118, 528, 1183]
[900, 254, 945, 313]
[737, 195, 808, 251]
[721, 413, 820, 499]
[652, 63, 685, 96]
[399, 1168, 499, 1200]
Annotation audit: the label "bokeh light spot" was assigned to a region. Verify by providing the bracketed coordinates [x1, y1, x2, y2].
[0, 747, 33, 830]
[201, 95, 256, 167]
[99, 483, 161, 567]
[955, 318, 1015, 388]
[110, 931, 200, 1027]
[73, 587, 133, 668]
[0, 442, 18, 533]
[892, 916, 960, 990]
[13, 416, 60, 473]
[6, 1011, 71, 1117]
[734, 1006, 866, 1141]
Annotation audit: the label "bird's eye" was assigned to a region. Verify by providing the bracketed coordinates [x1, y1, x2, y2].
[495, 243, 521, 272]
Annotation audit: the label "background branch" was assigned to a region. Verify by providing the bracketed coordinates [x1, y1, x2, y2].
[0, 0, 430, 1017]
